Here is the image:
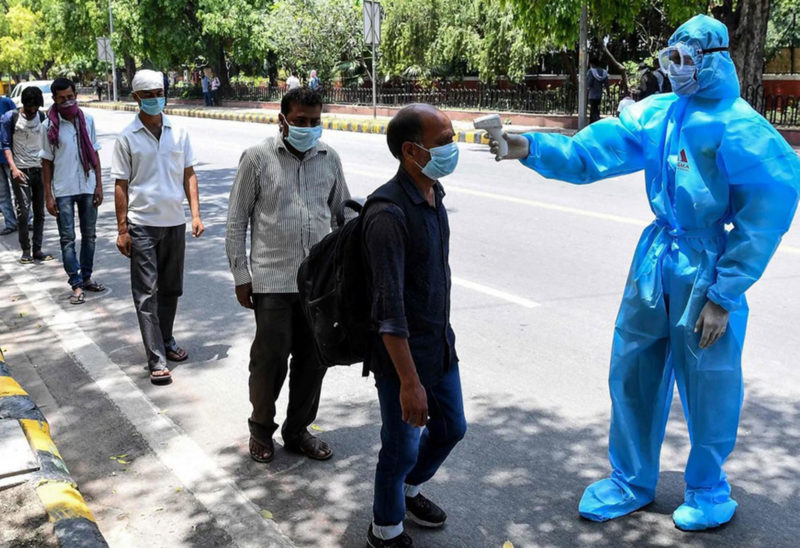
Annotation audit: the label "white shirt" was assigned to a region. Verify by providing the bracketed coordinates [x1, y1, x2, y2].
[39, 113, 101, 198]
[13, 113, 44, 169]
[111, 114, 197, 227]
[286, 76, 301, 90]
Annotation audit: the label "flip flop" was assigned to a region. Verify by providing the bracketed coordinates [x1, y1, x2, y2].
[284, 432, 333, 461]
[149, 369, 172, 385]
[83, 280, 106, 292]
[69, 292, 85, 305]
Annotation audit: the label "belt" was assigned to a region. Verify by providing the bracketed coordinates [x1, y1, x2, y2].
[636, 220, 727, 278]
[20, 167, 42, 173]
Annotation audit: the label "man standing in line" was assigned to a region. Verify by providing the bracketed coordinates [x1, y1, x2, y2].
[0, 93, 18, 235]
[41, 78, 104, 305]
[112, 70, 203, 385]
[362, 104, 467, 548]
[1, 86, 53, 263]
[226, 87, 350, 463]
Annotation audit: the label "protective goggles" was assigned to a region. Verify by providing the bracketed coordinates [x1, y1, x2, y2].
[657, 43, 728, 72]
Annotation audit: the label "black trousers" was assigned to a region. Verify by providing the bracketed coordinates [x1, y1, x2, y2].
[589, 98, 602, 123]
[129, 223, 185, 371]
[248, 293, 326, 446]
[12, 168, 43, 253]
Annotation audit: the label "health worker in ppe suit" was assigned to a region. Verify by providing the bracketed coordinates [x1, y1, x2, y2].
[488, 14, 800, 531]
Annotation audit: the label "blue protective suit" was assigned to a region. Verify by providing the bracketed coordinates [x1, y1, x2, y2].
[519, 15, 800, 530]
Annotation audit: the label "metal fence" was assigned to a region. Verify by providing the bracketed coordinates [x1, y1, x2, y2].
[743, 85, 800, 127]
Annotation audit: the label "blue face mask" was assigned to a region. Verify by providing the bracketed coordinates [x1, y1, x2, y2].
[282, 115, 322, 151]
[668, 64, 699, 96]
[414, 141, 459, 180]
[140, 97, 165, 115]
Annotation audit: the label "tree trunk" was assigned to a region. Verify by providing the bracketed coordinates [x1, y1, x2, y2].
[712, 0, 771, 97]
[39, 59, 54, 80]
[601, 42, 629, 92]
[216, 40, 230, 92]
[124, 55, 137, 88]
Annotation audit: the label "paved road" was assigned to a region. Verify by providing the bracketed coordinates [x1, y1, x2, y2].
[1, 107, 799, 548]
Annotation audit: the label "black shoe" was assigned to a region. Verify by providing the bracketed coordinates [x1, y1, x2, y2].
[366, 525, 413, 547]
[405, 494, 447, 528]
[0, 227, 16, 235]
[19, 252, 34, 264]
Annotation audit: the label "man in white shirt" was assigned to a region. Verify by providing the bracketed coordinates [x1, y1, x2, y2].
[286, 71, 301, 90]
[41, 78, 104, 305]
[112, 70, 204, 385]
[1, 86, 53, 263]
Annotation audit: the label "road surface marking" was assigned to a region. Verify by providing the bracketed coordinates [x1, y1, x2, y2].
[452, 277, 539, 308]
[0, 247, 294, 548]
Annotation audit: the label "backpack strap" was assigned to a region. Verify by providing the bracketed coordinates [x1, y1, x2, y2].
[8, 111, 19, 149]
[334, 199, 363, 228]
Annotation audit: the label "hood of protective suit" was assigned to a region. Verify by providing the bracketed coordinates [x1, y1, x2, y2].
[668, 14, 740, 99]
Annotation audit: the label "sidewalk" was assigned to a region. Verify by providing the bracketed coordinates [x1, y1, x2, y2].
[0, 350, 107, 548]
[86, 100, 569, 142]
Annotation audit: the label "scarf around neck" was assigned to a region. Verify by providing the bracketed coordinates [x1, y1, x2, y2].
[47, 104, 98, 177]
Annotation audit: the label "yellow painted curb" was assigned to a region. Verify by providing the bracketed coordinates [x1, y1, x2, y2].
[0, 375, 27, 397]
[20, 418, 63, 459]
[36, 482, 96, 523]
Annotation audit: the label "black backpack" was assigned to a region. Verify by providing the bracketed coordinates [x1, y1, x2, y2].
[297, 199, 374, 367]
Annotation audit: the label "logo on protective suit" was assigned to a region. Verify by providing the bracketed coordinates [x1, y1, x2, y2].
[677, 149, 690, 171]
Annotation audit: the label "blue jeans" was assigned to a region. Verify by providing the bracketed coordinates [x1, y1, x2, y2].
[373, 365, 467, 536]
[55, 194, 97, 289]
[0, 165, 17, 230]
[203, 91, 212, 106]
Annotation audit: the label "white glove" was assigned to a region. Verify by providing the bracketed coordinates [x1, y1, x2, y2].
[488, 132, 530, 161]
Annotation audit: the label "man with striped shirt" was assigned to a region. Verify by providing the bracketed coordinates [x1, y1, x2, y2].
[226, 88, 351, 463]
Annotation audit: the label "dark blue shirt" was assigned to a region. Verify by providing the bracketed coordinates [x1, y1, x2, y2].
[362, 168, 457, 387]
[0, 96, 16, 165]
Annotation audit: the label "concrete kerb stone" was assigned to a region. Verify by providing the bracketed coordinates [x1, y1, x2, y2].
[0, 352, 108, 548]
[89, 102, 490, 144]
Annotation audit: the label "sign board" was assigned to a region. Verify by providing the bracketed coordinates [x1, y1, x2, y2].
[96, 37, 113, 62]
[363, 1, 381, 46]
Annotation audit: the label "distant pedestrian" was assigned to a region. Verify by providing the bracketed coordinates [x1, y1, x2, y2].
[112, 70, 204, 385]
[210, 72, 221, 106]
[0, 86, 53, 264]
[41, 78, 105, 305]
[163, 71, 170, 106]
[0, 93, 18, 235]
[226, 87, 351, 464]
[202, 73, 212, 106]
[587, 58, 610, 124]
[308, 70, 321, 91]
[637, 63, 672, 100]
[617, 87, 635, 116]
[286, 71, 301, 90]
[93, 78, 103, 102]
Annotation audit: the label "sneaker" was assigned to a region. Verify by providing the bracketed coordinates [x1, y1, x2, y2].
[0, 227, 16, 235]
[405, 494, 447, 528]
[366, 525, 413, 547]
[19, 252, 34, 264]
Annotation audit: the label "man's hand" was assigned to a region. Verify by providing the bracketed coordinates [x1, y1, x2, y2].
[695, 300, 730, 349]
[46, 196, 58, 216]
[489, 132, 530, 161]
[191, 217, 204, 238]
[93, 184, 103, 207]
[235, 282, 254, 309]
[116, 232, 132, 258]
[399, 380, 428, 427]
[11, 168, 28, 186]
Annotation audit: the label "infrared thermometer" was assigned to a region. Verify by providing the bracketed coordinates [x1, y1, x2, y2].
[473, 114, 507, 158]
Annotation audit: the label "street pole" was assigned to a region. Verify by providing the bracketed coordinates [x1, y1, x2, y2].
[372, 41, 377, 119]
[108, 0, 118, 102]
[577, 3, 588, 130]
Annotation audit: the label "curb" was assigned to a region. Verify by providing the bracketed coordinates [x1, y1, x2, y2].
[0, 351, 108, 548]
[88, 102, 492, 145]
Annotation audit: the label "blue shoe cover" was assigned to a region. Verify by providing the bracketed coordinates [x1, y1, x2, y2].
[578, 478, 654, 522]
[672, 491, 737, 531]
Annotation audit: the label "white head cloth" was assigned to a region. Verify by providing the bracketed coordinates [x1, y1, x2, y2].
[132, 70, 164, 92]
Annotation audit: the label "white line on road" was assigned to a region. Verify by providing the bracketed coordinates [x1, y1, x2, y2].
[0, 248, 294, 548]
[452, 277, 539, 308]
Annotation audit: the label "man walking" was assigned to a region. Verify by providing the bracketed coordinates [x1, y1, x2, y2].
[0, 93, 18, 235]
[202, 72, 212, 106]
[41, 78, 104, 305]
[587, 58, 609, 124]
[226, 87, 350, 463]
[363, 104, 467, 547]
[1, 86, 53, 263]
[112, 70, 203, 385]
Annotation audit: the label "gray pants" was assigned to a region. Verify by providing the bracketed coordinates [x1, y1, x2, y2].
[129, 223, 185, 371]
[12, 168, 44, 253]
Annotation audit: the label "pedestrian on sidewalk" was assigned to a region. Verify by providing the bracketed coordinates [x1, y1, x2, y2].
[111, 69, 204, 386]
[587, 58, 610, 124]
[363, 104, 466, 548]
[0, 93, 18, 236]
[202, 72, 212, 106]
[93, 78, 103, 102]
[41, 78, 105, 305]
[226, 87, 351, 463]
[0, 86, 54, 264]
[210, 72, 221, 106]
[308, 70, 321, 91]
[286, 71, 301, 91]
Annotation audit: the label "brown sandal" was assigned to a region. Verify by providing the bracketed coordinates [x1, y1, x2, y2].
[285, 431, 333, 461]
[249, 436, 274, 463]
